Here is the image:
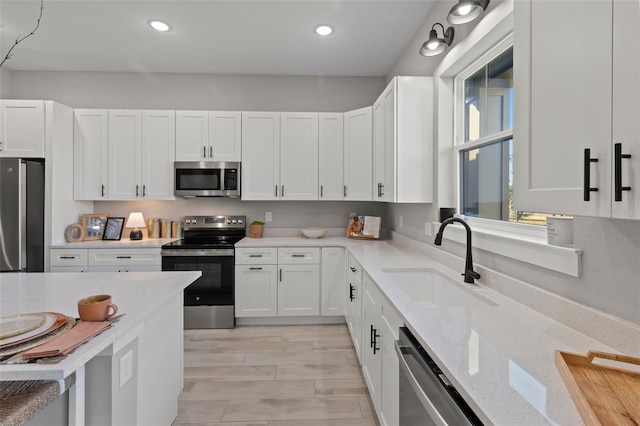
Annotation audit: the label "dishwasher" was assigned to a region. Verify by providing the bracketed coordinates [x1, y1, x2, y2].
[395, 327, 484, 425]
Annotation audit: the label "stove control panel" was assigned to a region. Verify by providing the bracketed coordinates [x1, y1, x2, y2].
[183, 215, 246, 230]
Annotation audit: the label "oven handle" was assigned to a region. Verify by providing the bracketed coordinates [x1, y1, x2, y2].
[161, 249, 234, 257]
[395, 341, 449, 426]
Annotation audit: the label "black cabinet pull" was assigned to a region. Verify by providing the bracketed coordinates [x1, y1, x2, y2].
[372, 328, 380, 354]
[380, 183, 384, 196]
[279, 268, 282, 282]
[349, 284, 355, 301]
[101, 184, 105, 197]
[116, 256, 131, 259]
[249, 267, 263, 270]
[275, 185, 278, 197]
[320, 185, 323, 198]
[344, 185, 347, 197]
[142, 185, 146, 197]
[614, 143, 632, 202]
[291, 254, 305, 258]
[209, 146, 213, 158]
[350, 266, 357, 273]
[281, 185, 285, 197]
[249, 254, 263, 258]
[370, 324, 375, 348]
[203, 146, 207, 158]
[136, 184, 140, 197]
[583, 148, 599, 201]
[377, 183, 381, 198]
[60, 256, 76, 259]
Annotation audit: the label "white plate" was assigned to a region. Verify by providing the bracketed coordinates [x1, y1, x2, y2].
[0, 313, 57, 345]
[0, 313, 47, 340]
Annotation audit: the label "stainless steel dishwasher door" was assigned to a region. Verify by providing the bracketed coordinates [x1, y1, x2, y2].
[395, 327, 483, 426]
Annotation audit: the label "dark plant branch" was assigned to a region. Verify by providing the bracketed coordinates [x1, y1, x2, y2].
[0, 0, 44, 68]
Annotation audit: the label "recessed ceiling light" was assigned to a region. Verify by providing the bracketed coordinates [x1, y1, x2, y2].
[148, 20, 170, 32]
[314, 25, 334, 36]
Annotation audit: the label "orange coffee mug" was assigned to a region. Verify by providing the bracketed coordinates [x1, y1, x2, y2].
[77, 294, 118, 322]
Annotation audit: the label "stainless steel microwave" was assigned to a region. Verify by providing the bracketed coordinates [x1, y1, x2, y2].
[174, 162, 240, 197]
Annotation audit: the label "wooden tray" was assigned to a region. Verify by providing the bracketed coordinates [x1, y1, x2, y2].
[555, 350, 640, 425]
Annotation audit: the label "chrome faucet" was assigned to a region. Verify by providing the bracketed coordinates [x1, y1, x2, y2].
[434, 217, 481, 284]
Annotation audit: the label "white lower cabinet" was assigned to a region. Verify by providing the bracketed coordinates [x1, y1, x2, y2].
[235, 247, 325, 318]
[346, 253, 364, 362]
[49, 248, 161, 272]
[321, 247, 346, 316]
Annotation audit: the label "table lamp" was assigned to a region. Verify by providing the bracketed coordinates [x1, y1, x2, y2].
[125, 212, 146, 240]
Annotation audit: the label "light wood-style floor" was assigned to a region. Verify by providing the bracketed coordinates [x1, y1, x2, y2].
[173, 324, 380, 426]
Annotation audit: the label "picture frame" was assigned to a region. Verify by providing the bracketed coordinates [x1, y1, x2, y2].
[82, 213, 110, 241]
[102, 217, 125, 241]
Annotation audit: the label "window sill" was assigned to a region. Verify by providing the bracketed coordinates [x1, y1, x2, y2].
[432, 220, 583, 277]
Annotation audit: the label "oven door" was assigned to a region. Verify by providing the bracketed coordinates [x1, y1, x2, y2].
[161, 249, 234, 306]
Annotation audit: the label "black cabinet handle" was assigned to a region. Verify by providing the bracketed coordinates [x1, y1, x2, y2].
[350, 266, 357, 273]
[116, 256, 132, 259]
[320, 185, 323, 198]
[370, 324, 375, 348]
[344, 185, 347, 197]
[377, 183, 381, 198]
[142, 185, 146, 197]
[209, 146, 213, 158]
[275, 185, 278, 197]
[281, 185, 285, 197]
[249, 267, 263, 270]
[60, 256, 76, 259]
[349, 284, 355, 301]
[372, 328, 380, 354]
[101, 184, 105, 197]
[291, 254, 305, 258]
[203, 146, 207, 158]
[249, 254, 263, 258]
[583, 148, 599, 201]
[279, 268, 282, 282]
[136, 184, 140, 197]
[380, 183, 384, 196]
[614, 143, 632, 202]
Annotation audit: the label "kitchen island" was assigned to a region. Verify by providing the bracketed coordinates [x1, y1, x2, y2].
[0, 270, 200, 425]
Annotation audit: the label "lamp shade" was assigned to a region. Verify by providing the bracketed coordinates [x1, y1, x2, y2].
[447, 0, 489, 25]
[125, 212, 146, 228]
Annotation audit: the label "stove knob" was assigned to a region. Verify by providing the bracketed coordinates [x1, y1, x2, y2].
[232, 219, 237, 224]
[237, 219, 244, 224]
[185, 219, 191, 224]
[226, 219, 231, 224]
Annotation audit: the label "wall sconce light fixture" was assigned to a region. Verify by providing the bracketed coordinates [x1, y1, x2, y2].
[419, 23, 455, 57]
[447, 0, 490, 25]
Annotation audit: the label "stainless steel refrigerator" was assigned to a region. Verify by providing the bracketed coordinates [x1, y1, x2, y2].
[0, 158, 45, 272]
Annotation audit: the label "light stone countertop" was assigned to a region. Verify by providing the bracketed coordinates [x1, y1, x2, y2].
[50, 237, 179, 249]
[236, 235, 637, 425]
[0, 271, 200, 381]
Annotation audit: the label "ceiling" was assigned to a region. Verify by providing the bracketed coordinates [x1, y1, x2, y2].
[0, 0, 438, 77]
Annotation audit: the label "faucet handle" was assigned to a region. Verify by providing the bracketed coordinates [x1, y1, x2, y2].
[462, 270, 481, 284]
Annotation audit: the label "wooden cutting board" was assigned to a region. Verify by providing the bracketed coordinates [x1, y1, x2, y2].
[555, 350, 640, 425]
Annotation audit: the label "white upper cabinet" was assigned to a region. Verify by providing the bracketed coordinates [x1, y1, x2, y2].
[109, 110, 142, 200]
[514, 0, 639, 219]
[241, 112, 280, 200]
[280, 112, 319, 200]
[373, 76, 433, 203]
[141, 110, 176, 200]
[318, 113, 344, 200]
[74, 109, 109, 200]
[175, 111, 209, 162]
[344, 106, 373, 201]
[0, 100, 45, 158]
[175, 111, 241, 162]
[209, 111, 241, 161]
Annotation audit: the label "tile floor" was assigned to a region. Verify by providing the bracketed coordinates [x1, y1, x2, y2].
[173, 324, 380, 426]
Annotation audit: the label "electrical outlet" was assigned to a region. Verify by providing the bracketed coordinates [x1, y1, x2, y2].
[265, 212, 272, 222]
[424, 222, 432, 236]
[120, 350, 133, 388]
[349, 212, 356, 217]
[399, 216, 404, 228]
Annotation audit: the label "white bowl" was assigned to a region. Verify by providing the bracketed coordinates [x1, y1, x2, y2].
[301, 227, 325, 238]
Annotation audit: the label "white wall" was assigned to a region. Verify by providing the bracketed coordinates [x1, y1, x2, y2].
[0, 68, 11, 98]
[7, 71, 385, 112]
[383, 0, 640, 325]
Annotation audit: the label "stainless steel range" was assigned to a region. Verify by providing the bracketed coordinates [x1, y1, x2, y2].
[161, 215, 245, 329]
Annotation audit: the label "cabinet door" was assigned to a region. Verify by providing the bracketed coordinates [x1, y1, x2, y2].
[142, 110, 176, 200]
[278, 264, 320, 316]
[175, 111, 208, 162]
[380, 321, 400, 426]
[373, 95, 385, 200]
[109, 110, 142, 200]
[235, 264, 278, 317]
[344, 106, 373, 201]
[361, 274, 382, 413]
[346, 255, 363, 362]
[209, 111, 241, 161]
[381, 82, 396, 202]
[241, 112, 280, 200]
[318, 113, 344, 200]
[74, 109, 109, 200]
[0, 100, 45, 157]
[514, 0, 613, 216]
[612, 1, 640, 219]
[321, 247, 346, 316]
[280, 112, 318, 200]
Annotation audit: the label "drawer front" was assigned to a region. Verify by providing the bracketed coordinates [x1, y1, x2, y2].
[380, 294, 404, 339]
[235, 247, 278, 265]
[278, 247, 320, 264]
[50, 249, 88, 267]
[50, 266, 87, 273]
[88, 249, 161, 267]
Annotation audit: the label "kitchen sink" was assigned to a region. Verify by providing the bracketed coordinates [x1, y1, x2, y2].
[381, 268, 496, 308]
